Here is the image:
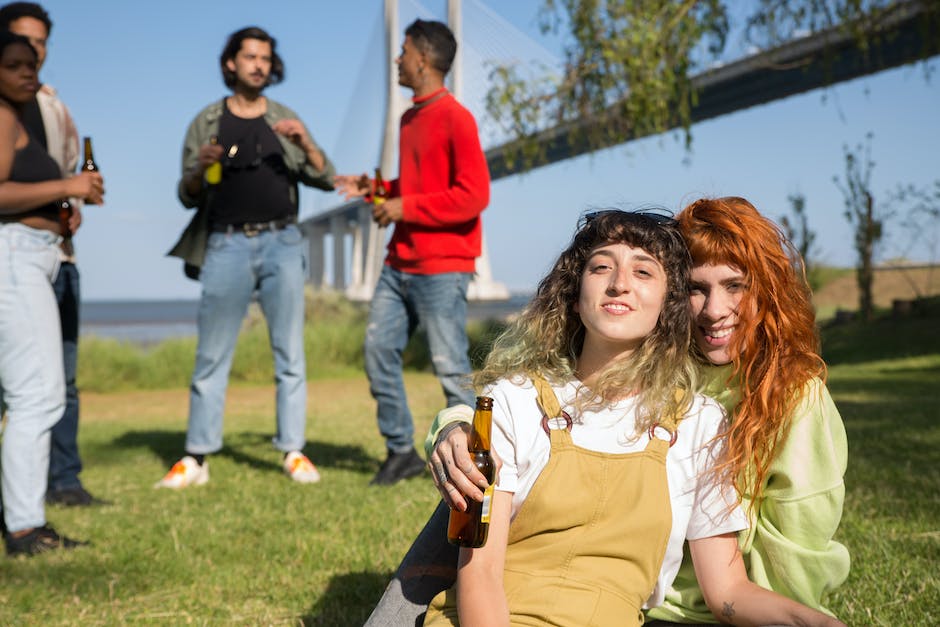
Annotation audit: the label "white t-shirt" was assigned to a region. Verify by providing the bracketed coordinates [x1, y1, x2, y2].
[486, 376, 748, 609]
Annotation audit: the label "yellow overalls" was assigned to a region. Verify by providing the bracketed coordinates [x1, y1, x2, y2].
[425, 376, 676, 626]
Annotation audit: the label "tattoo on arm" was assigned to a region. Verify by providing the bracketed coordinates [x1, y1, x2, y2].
[721, 601, 735, 620]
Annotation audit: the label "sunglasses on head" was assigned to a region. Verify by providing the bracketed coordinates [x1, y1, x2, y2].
[579, 209, 676, 229]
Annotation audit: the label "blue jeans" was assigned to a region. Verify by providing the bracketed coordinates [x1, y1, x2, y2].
[185, 225, 307, 455]
[364, 266, 475, 453]
[0, 224, 64, 532]
[49, 261, 82, 491]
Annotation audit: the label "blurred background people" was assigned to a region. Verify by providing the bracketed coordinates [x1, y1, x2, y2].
[335, 19, 490, 486]
[0, 1, 106, 508]
[158, 26, 334, 489]
[0, 29, 103, 556]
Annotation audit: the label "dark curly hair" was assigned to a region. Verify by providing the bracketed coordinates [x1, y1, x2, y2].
[220, 26, 284, 90]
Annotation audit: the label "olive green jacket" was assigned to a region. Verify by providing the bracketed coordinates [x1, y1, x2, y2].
[167, 98, 335, 278]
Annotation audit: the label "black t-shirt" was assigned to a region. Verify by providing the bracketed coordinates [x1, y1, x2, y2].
[10, 132, 63, 219]
[208, 103, 294, 226]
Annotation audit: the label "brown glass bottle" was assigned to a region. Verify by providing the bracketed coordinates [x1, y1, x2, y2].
[447, 396, 496, 548]
[373, 167, 387, 205]
[82, 137, 97, 173]
[81, 137, 99, 206]
[57, 199, 74, 254]
[57, 199, 71, 234]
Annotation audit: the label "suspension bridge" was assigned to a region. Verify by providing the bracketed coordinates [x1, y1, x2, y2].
[300, 0, 938, 302]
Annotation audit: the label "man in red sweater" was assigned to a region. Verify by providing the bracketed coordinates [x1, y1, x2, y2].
[336, 19, 490, 486]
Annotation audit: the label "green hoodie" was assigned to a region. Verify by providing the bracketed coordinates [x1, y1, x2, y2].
[645, 365, 849, 622]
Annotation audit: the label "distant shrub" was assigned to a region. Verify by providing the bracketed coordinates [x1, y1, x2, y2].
[79, 292, 514, 392]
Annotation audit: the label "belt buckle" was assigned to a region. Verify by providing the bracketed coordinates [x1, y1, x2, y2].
[242, 223, 261, 237]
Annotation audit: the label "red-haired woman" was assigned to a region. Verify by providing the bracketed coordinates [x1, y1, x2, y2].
[365, 196, 848, 625]
[645, 196, 849, 624]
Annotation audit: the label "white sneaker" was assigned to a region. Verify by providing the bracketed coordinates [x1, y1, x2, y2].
[154, 456, 209, 489]
[283, 451, 320, 484]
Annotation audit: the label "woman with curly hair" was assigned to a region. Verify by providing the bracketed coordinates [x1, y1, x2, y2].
[365, 198, 848, 626]
[415, 209, 843, 626]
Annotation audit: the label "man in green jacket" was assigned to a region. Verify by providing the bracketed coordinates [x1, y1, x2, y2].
[159, 26, 334, 489]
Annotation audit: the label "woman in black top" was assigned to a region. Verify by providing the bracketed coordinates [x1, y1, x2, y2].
[0, 31, 103, 557]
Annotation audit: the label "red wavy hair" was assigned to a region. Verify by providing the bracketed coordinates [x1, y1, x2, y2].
[678, 197, 826, 506]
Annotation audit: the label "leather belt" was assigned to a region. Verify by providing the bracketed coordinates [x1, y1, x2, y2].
[212, 218, 295, 237]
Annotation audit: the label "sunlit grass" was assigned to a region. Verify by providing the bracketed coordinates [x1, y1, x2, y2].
[2, 297, 937, 624]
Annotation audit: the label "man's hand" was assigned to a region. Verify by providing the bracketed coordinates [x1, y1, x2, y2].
[333, 173, 370, 200]
[271, 118, 310, 148]
[197, 141, 224, 171]
[272, 119, 325, 171]
[429, 422, 500, 511]
[372, 196, 403, 227]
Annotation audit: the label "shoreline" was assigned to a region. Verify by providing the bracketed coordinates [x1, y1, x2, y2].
[81, 295, 532, 345]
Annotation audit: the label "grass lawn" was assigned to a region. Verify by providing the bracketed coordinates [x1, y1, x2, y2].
[0, 375, 446, 625]
[1, 310, 938, 625]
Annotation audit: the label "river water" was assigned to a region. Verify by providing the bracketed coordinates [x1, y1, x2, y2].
[81, 294, 533, 345]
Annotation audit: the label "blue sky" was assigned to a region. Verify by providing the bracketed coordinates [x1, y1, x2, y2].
[33, 0, 940, 301]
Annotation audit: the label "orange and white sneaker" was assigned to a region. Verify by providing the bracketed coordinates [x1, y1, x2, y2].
[154, 456, 209, 489]
[283, 451, 321, 484]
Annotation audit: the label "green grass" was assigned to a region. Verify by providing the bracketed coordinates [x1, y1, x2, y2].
[0, 376, 447, 625]
[1, 302, 937, 624]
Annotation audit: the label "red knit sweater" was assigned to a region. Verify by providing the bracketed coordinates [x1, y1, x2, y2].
[386, 88, 490, 274]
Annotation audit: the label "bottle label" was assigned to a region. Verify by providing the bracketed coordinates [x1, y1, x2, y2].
[480, 483, 494, 523]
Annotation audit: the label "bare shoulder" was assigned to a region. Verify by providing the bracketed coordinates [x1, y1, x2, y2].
[0, 106, 23, 147]
[0, 103, 17, 126]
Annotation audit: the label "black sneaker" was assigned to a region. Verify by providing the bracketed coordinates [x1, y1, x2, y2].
[46, 486, 111, 507]
[370, 448, 427, 486]
[5, 525, 86, 557]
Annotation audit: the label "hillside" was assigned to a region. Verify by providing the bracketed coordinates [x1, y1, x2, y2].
[812, 265, 940, 313]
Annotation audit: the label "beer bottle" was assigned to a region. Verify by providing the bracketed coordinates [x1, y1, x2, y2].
[58, 199, 74, 254]
[204, 135, 222, 185]
[81, 137, 99, 206]
[82, 137, 98, 173]
[447, 396, 496, 548]
[373, 167, 387, 205]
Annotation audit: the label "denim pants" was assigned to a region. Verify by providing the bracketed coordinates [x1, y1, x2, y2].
[364, 266, 475, 453]
[48, 261, 82, 491]
[0, 224, 64, 533]
[185, 225, 307, 455]
[364, 501, 457, 625]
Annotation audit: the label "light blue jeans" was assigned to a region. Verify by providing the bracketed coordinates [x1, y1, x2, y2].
[185, 225, 307, 455]
[0, 223, 64, 533]
[364, 266, 475, 453]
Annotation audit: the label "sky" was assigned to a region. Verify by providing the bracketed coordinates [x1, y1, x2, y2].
[30, 0, 940, 301]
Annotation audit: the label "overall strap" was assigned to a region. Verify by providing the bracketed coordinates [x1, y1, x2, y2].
[530, 373, 563, 419]
[647, 389, 688, 447]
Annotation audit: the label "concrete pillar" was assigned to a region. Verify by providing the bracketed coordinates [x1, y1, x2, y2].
[330, 214, 347, 290]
